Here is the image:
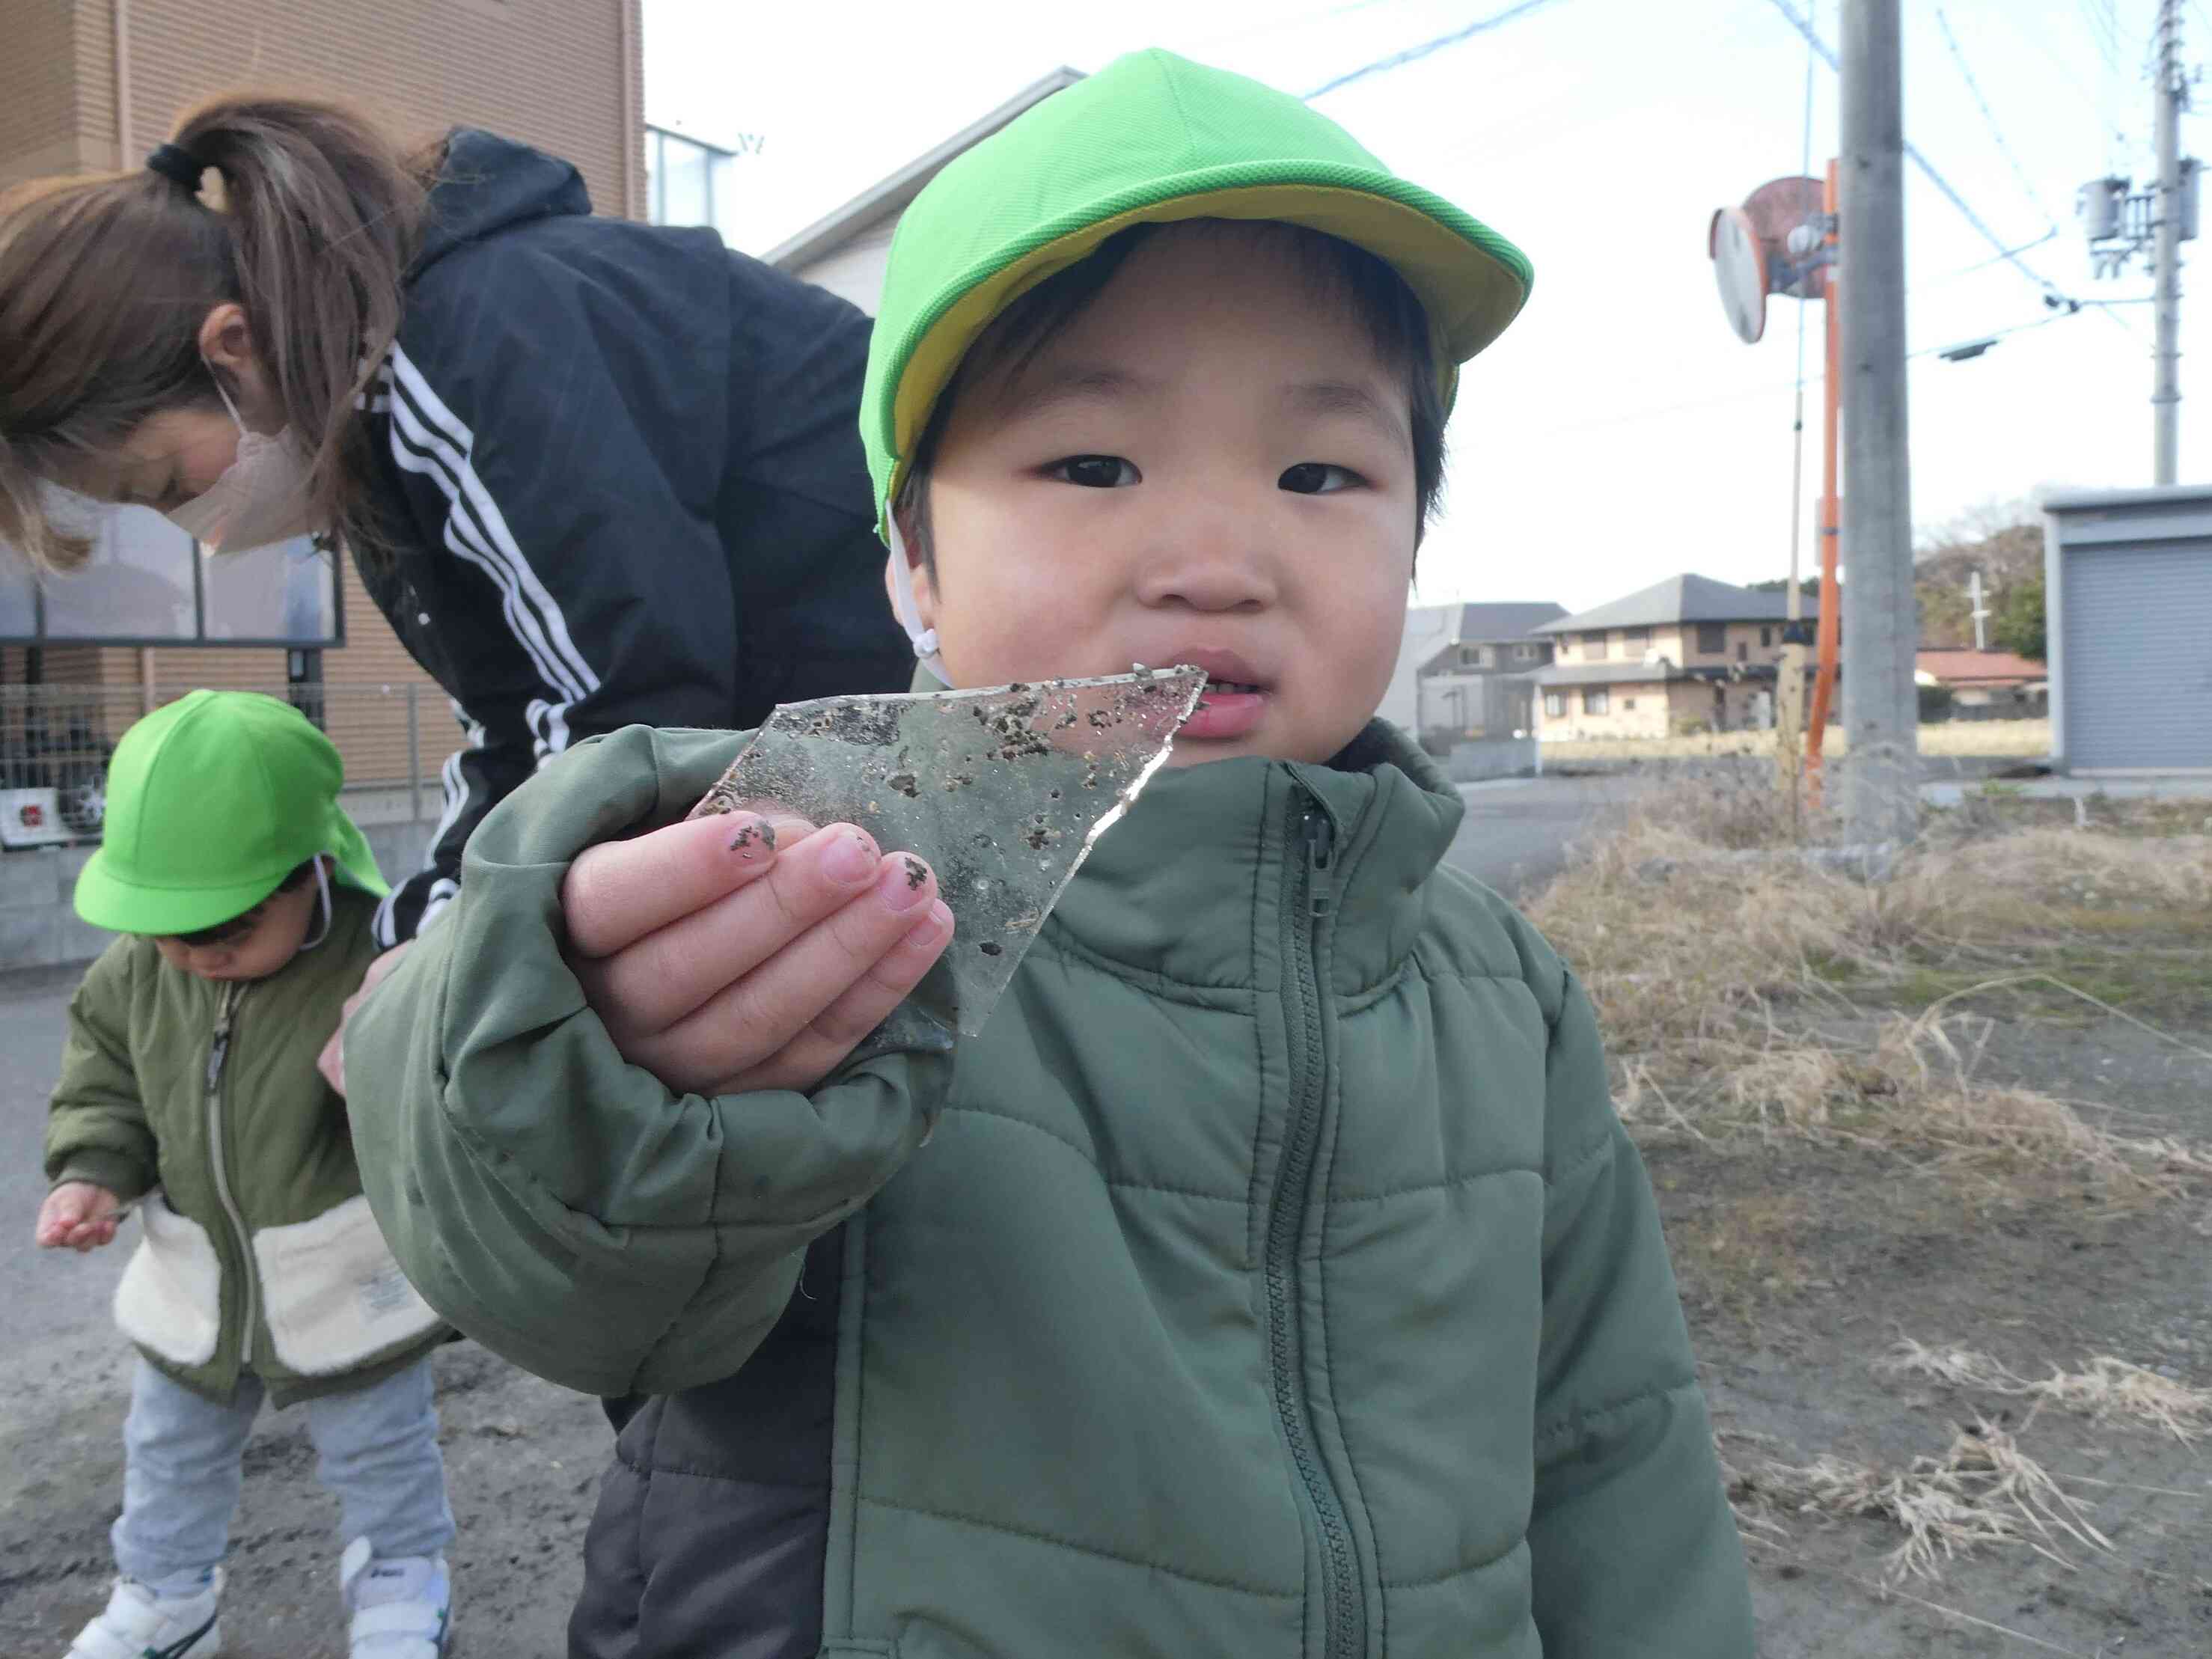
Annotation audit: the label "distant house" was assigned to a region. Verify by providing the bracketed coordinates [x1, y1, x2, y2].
[1915, 649, 2046, 718]
[1406, 602, 1567, 746]
[1531, 573, 1814, 739]
[766, 69, 1085, 312]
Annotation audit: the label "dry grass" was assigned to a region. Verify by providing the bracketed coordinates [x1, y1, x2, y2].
[1880, 1338, 2212, 1444]
[1725, 1418, 2112, 1581]
[1527, 772, 2212, 1195]
[1542, 718, 2050, 763]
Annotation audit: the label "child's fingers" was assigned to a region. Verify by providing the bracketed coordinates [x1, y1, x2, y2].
[35, 1188, 88, 1244]
[563, 810, 807, 961]
[577, 824, 886, 1042]
[715, 901, 957, 1097]
[618, 858, 947, 1095]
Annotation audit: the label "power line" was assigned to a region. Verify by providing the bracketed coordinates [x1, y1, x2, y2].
[2076, 0, 2120, 67]
[1185, 0, 1404, 55]
[1527, 307, 2098, 442]
[1761, 0, 2127, 333]
[1935, 5, 2062, 233]
[1303, 0, 1571, 102]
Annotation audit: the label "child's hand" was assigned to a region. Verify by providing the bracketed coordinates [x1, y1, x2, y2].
[35, 1182, 122, 1252]
[562, 808, 955, 1097]
[318, 940, 415, 1096]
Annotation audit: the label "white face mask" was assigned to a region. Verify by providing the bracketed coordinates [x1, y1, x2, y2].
[163, 370, 321, 553]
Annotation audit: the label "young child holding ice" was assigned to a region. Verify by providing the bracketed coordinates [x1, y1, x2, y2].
[345, 51, 1754, 1658]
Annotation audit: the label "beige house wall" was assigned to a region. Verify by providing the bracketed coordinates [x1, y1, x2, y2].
[1551, 620, 1788, 670]
[1536, 679, 1672, 741]
[1537, 672, 1776, 740]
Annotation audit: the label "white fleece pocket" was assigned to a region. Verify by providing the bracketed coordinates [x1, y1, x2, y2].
[113, 1192, 223, 1368]
[252, 1195, 442, 1375]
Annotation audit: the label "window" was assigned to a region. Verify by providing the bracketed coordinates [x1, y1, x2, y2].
[1622, 697, 1638, 711]
[1623, 627, 1652, 653]
[4, 504, 338, 647]
[1736, 641, 1749, 662]
[1583, 688, 1610, 715]
[646, 126, 739, 238]
[1696, 622, 1726, 653]
[1584, 631, 1609, 656]
[1760, 626, 1773, 647]
[1515, 643, 1540, 662]
[1459, 644, 1488, 668]
[1543, 691, 1566, 718]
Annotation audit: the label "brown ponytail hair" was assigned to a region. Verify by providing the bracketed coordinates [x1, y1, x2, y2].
[0, 93, 436, 572]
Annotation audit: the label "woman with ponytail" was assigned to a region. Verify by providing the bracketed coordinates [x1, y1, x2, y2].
[0, 93, 911, 959]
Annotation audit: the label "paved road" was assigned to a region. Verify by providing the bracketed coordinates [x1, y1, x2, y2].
[1, 965, 123, 1356]
[1441, 773, 1636, 898]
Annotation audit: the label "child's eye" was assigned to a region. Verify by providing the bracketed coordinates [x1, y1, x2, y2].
[1280, 463, 1362, 495]
[1047, 455, 1140, 489]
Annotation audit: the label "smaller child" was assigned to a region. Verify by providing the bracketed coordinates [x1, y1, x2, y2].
[37, 690, 455, 1659]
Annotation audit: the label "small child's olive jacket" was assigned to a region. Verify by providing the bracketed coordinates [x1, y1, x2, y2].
[345, 719, 1754, 1657]
[45, 887, 445, 1407]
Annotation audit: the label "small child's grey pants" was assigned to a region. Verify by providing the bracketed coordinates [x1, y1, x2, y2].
[111, 1354, 455, 1595]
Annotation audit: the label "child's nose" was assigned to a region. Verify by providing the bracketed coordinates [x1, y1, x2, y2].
[1135, 504, 1278, 613]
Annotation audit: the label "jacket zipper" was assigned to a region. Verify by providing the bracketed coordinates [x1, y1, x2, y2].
[204, 981, 259, 1362]
[1263, 793, 1362, 1659]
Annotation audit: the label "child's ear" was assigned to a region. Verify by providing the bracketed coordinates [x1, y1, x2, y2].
[885, 504, 939, 633]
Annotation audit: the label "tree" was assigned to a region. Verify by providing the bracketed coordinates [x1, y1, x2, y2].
[1913, 499, 2043, 649]
[1991, 575, 2046, 662]
[1750, 575, 1824, 596]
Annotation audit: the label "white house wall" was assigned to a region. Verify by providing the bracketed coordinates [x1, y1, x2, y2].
[792, 219, 899, 315]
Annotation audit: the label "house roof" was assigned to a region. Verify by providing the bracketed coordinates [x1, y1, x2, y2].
[763, 69, 1085, 272]
[1916, 648, 2044, 685]
[1533, 573, 1815, 633]
[1531, 662, 1681, 688]
[1449, 601, 1568, 641]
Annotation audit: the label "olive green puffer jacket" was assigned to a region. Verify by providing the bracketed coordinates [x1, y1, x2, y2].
[46, 887, 445, 1406]
[346, 720, 1753, 1655]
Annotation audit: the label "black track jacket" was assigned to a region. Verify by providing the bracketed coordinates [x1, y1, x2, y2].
[358, 129, 908, 945]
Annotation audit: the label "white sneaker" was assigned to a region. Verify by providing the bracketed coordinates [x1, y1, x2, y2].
[66, 1571, 223, 1658]
[339, 1537, 451, 1658]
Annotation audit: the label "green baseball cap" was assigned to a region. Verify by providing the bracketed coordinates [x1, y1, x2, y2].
[861, 48, 1535, 520]
[73, 689, 388, 936]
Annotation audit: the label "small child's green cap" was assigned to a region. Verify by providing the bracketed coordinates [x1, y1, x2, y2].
[73, 689, 387, 935]
[861, 48, 1535, 522]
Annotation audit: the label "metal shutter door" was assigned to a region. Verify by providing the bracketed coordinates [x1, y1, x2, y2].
[2063, 543, 2212, 770]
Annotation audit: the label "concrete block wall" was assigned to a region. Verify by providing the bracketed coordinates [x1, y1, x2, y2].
[1446, 739, 1540, 783]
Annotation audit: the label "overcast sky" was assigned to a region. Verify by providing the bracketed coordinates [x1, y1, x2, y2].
[644, 0, 2199, 613]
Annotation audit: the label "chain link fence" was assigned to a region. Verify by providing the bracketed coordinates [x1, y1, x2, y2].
[1, 682, 443, 843]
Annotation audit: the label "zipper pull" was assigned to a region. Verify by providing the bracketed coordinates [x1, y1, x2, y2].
[1302, 810, 1336, 920]
[206, 986, 238, 1093]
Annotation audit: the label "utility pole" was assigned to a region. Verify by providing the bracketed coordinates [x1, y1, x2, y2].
[1839, 0, 1919, 846]
[1967, 569, 1988, 651]
[2155, 0, 2185, 483]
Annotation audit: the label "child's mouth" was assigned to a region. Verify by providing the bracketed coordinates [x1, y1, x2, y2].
[1205, 679, 1262, 696]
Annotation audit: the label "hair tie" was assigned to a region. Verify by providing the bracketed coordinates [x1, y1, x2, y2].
[145, 143, 207, 192]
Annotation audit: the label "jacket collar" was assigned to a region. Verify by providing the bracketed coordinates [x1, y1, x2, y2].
[1046, 721, 1465, 993]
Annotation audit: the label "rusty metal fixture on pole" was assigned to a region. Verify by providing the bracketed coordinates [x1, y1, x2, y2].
[1806, 159, 1842, 809]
